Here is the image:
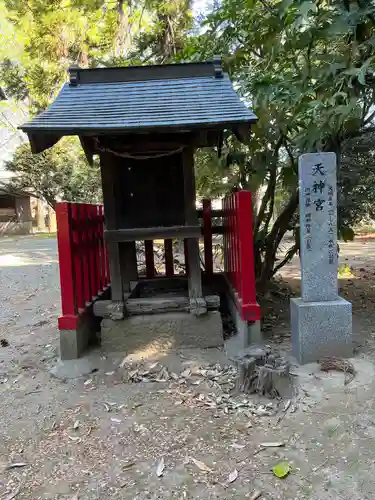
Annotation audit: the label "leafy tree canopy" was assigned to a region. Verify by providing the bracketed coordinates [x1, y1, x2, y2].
[2, 0, 375, 288]
[184, 0, 375, 287]
[5, 138, 102, 209]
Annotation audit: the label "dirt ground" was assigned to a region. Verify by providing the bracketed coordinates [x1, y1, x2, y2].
[2, 236, 375, 500]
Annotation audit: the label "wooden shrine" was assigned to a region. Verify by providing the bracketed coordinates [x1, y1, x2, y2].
[21, 59, 259, 359]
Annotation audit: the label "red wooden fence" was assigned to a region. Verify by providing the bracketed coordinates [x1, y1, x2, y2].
[56, 202, 110, 331]
[56, 192, 259, 330]
[223, 191, 261, 322]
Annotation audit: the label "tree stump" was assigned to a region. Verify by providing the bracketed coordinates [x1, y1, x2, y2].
[233, 346, 291, 398]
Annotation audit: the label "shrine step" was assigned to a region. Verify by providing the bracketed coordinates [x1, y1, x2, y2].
[93, 295, 220, 318]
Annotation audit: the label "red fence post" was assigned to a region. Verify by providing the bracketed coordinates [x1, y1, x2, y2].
[79, 204, 90, 305]
[87, 204, 97, 301]
[202, 199, 213, 276]
[223, 191, 260, 322]
[164, 239, 174, 276]
[70, 204, 85, 313]
[223, 197, 228, 275]
[98, 205, 106, 290]
[56, 202, 78, 330]
[145, 240, 155, 278]
[235, 191, 260, 321]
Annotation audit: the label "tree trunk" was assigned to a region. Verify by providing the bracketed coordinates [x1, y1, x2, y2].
[257, 189, 299, 293]
[115, 0, 130, 56]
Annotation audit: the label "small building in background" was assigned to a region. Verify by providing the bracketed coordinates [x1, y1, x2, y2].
[0, 87, 56, 235]
[0, 181, 32, 234]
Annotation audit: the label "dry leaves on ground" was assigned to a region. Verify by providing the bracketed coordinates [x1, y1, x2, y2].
[156, 457, 165, 477]
[228, 469, 238, 483]
[190, 458, 214, 474]
[319, 357, 356, 385]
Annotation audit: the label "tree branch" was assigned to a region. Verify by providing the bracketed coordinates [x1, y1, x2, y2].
[282, 137, 297, 173]
[257, 189, 299, 290]
[254, 135, 283, 234]
[262, 167, 277, 235]
[272, 242, 298, 276]
[341, 126, 375, 143]
[364, 109, 375, 126]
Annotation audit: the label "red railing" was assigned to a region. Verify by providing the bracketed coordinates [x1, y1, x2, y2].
[56, 194, 259, 329]
[56, 202, 110, 331]
[223, 191, 260, 322]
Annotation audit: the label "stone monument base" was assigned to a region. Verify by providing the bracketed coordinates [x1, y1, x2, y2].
[291, 297, 352, 364]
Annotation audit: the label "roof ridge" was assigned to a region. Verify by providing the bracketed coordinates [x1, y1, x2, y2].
[68, 59, 222, 86]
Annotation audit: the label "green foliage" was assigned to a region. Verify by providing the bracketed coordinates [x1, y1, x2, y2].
[0, 59, 29, 101]
[3, 0, 375, 289]
[1, 0, 193, 109]
[5, 138, 102, 209]
[187, 0, 375, 288]
[132, 0, 193, 63]
[1, 0, 153, 110]
[339, 134, 375, 235]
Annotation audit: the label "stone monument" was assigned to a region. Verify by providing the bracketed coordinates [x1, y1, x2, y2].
[291, 152, 352, 364]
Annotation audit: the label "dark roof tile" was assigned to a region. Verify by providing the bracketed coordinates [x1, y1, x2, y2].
[21, 63, 257, 135]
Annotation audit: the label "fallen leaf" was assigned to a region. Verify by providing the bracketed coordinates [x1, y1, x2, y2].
[68, 435, 81, 442]
[249, 490, 262, 500]
[284, 400, 291, 412]
[230, 443, 245, 449]
[128, 369, 139, 380]
[272, 461, 291, 478]
[122, 460, 135, 470]
[156, 457, 165, 477]
[228, 469, 238, 483]
[191, 458, 214, 473]
[260, 442, 284, 448]
[5, 462, 28, 470]
[4, 485, 22, 500]
[119, 357, 128, 368]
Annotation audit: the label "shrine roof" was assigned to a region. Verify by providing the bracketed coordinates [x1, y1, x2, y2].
[20, 59, 257, 153]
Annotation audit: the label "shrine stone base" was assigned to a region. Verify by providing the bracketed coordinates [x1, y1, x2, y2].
[225, 290, 262, 358]
[59, 311, 101, 361]
[100, 311, 223, 353]
[291, 297, 352, 364]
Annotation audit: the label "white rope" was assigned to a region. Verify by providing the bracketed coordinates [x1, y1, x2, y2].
[96, 143, 186, 160]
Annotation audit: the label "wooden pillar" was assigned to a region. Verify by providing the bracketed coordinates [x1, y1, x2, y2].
[120, 241, 138, 293]
[182, 147, 206, 316]
[100, 154, 124, 316]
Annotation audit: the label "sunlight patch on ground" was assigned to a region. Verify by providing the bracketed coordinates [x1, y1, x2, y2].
[120, 342, 172, 364]
[0, 253, 57, 267]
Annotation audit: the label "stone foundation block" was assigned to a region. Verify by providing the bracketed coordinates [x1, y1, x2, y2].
[59, 311, 100, 360]
[291, 297, 352, 364]
[100, 311, 223, 353]
[225, 290, 262, 358]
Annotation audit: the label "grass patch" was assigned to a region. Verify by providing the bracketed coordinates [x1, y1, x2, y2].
[34, 232, 56, 239]
[338, 263, 355, 278]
